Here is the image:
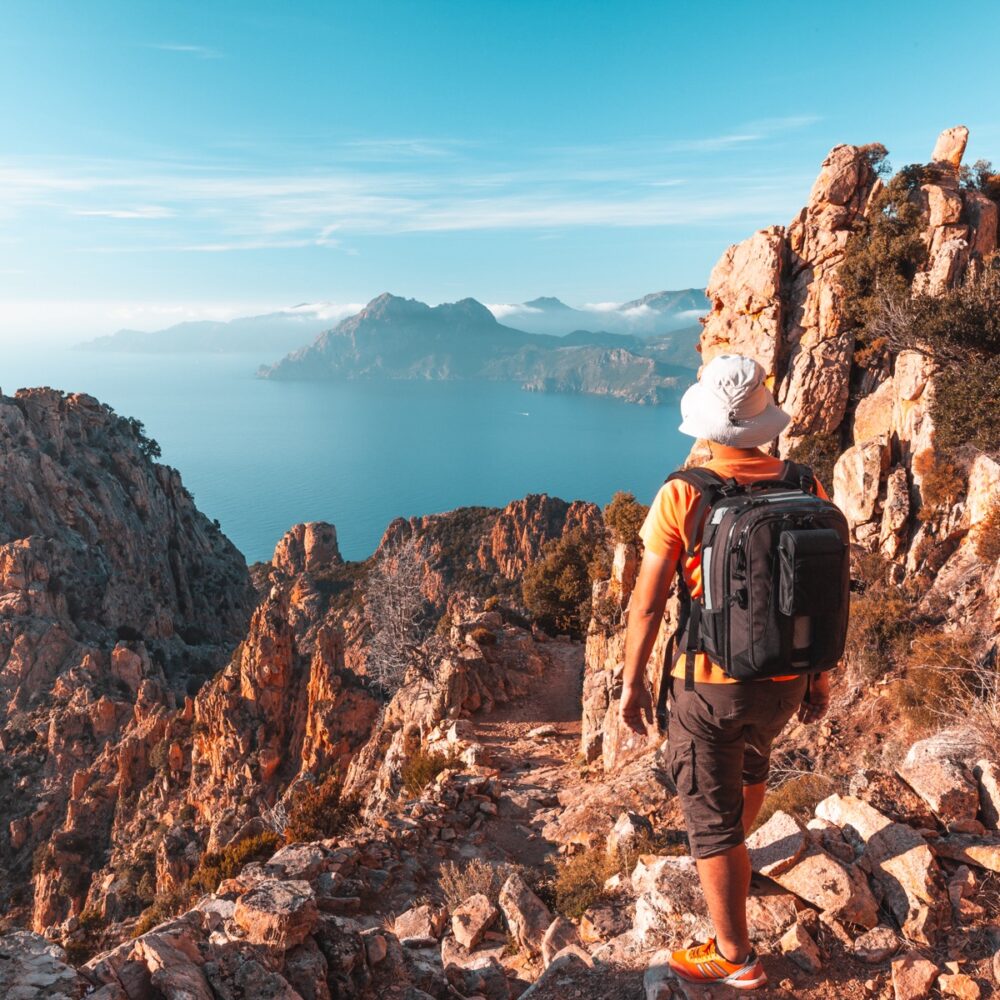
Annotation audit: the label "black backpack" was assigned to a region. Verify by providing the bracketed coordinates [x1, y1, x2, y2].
[655, 460, 850, 729]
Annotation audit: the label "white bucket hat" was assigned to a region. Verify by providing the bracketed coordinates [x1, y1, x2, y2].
[678, 354, 790, 447]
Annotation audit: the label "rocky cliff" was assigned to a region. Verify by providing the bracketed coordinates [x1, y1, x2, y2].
[0, 388, 256, 934]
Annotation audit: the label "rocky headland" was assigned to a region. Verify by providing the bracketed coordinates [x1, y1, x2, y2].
[2, 125, 1000, 1000]
[257, 293, 696, 405]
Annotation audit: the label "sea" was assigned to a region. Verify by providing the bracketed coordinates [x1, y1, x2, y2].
[2, 346, 692, 564]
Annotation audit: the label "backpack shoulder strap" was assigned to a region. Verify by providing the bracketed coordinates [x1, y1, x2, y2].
[779, 460, 817, 495]
[665, 467, 729, 557]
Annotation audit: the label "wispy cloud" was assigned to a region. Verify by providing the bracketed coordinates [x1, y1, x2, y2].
[148, 43, 223, 59]
[74, 206, 174, 219]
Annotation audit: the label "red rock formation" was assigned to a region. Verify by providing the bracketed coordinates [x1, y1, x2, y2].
[0, 388, 254, 932]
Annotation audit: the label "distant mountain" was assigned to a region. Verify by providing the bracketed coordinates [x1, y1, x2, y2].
[491, 287, 709, 340]
[259, 292, 696, 405]
[77, 304, 362, 358]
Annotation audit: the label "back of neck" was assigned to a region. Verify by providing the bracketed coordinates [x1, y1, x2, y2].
[708, 444, 765, 461]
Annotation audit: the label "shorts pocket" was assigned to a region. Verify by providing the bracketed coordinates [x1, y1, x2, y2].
[669, 739, 698, 797]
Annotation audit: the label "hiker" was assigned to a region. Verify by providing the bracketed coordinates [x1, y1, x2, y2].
[619, 353, 847, 991]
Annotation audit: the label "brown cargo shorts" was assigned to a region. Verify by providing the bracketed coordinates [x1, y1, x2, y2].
[666, 674, 807, 859]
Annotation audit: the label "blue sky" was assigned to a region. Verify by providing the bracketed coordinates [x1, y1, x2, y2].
[3, 0, 1000, 339]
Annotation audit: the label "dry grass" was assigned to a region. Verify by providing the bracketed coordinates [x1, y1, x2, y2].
[438, 857, 515, 909]
[752, 773, 836, 832]
[975, 497, 1000, 564]
[400, 746, 464, 797]
[913, 451, 966, 522]
[883, 630, 980, 734]
[553, 831, 685, 920]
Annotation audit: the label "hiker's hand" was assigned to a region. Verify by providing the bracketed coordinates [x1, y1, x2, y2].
[620, 682, 654, 736]
[798, 672, 831, 724]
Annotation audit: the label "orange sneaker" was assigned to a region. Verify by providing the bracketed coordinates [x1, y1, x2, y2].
[667, 938, 767, 990]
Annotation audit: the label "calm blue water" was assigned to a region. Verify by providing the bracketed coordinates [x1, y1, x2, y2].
[1, 347, 691, 563]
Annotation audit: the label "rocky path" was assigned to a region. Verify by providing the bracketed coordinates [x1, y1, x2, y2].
[467, 638, 585, 868]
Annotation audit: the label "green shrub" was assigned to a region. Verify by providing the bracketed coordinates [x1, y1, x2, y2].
[189, 830, 282, 895]
[522, 528, 595, 636]
[839, 164, 929, 361]
[961, 158, 1000, 201]
[933, 356, 1000, 453]
[132, 887, 190, 938]
[400, 747, 464, 798]
[603, 491, 649, 546]
[283, 775, 359, 844]
[131, 830, 281, 937]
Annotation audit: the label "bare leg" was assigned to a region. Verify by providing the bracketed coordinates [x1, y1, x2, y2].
[695, 845, 752, 963]
[690, 783, 767, 965]
[742, 781, 767, 834]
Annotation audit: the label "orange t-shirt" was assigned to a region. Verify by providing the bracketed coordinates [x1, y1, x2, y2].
[639, 454, 830, 684]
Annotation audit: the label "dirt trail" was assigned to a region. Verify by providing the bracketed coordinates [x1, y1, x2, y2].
[464, 639, 585, 868]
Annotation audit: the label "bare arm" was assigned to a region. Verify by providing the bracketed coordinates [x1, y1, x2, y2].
[619, 546, 676, 733]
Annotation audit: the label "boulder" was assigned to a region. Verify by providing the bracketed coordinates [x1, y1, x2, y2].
[938, 973, 981, 1000]
[631, 855, 713, 947]
[854, 377, 895, 444]
[232, 879, 319, 950]
[272, 521, 342, 575]
[700, 227, 785, 377]
[284, 937, 331, 1000]
[853, 926, 901, 964]
[745, 893, 798, 942]
[930, 126, 969, 169]
[579, 901, 631, 944]
[932, 834, 1000, 873]
[0, 931, 86, 1000]
[815, 794, 947, 943]
[498, 873, 553, 955]
[527, 724, 558, 739]
[848, 769, 937, 830]
[880, 467, 911, 558]
[607, 811, 654, 856]
[780, 333, 856, 439]
[922, 184, 964, 227]
[833, 437, 890, 530]
[897, 738, 980, 826]
[267, 842, 329, 881]
[767, 844, 879, 929]
[541, 916, 583, 968]
[440, 934, 507, 973]
[394, 904, 448, 943]
[780, 921, 823, 973]
[134, 931, 213, 1000]
[518, 949, 589, 999]
[643, 950, 678, 1000]
[891, 951, 940, 1000]
[451, 893, 498, 951]
[745, 810, 808, 877]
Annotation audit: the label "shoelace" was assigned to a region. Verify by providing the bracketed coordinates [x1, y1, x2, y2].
[689, 939, 723, 964]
